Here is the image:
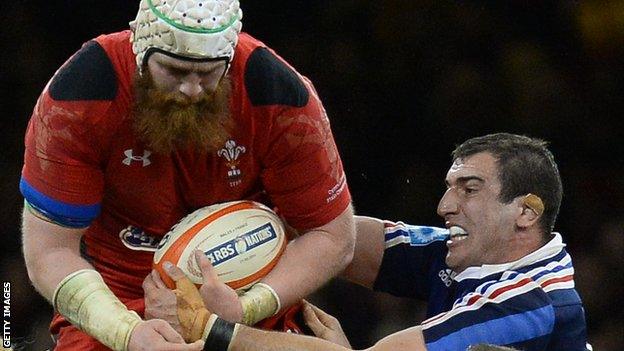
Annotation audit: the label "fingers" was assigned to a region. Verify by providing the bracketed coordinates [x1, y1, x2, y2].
[304, 300, 335, 325]
[188, 340, 205, 351]
[173, 340, 204, 351]
[161, 262, 199, 301]
[143, 272, 157, 291]
[302, 300, 326, 336]
[301, 301, 351, 348]
[130, 320, 204, 351]
[303, 300, 325, 320]
[144, 270, 168, 293]
[163, 261, 187, 282]
[156, 340, 204, 351]
[151, 319, 186, 344]
[151, 269, 168, 289]
[194, 250, 219, 286]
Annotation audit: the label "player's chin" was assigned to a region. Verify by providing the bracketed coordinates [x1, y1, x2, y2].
[445, 251, 466, 271]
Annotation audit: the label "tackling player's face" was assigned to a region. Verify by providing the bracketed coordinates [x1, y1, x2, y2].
[437, 152, 518, 273]
[132, 53, 233, 154]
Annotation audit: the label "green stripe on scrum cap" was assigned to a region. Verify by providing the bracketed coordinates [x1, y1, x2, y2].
[147, 0, 239, 34]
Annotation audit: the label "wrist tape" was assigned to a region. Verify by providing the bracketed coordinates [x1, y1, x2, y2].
[53, 270, 142, 351]
[202, 315, 239, 351]
[239, 283, 280, 325]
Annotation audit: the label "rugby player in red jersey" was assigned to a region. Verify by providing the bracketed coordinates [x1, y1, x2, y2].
[20, 1, 355, 350]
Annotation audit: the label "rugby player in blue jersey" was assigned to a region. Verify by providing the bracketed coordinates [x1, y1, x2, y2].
[153, 133, 590, 350]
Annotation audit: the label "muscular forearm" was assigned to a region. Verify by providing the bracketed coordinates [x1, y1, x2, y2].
[22, 208, 93, 301]
[25, 246, 94, 301]
[22, 208, 147, 351]
[261, 231, 349, 307]
[174, 261, 427, 351]
[368, 326, 427, 351]
[210, 319, 426, 351]
[230, 325, 352, 351]
[341, 216, 385, 289]
[261, 205, 355, 309]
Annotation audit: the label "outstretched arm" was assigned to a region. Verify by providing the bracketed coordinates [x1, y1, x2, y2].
[262, 204, 356, 308]
[226, 323, 426, 351]
[340, 216, 386, 288]
[168, 254, 427, 351]
[222, 296, 513, 351]
[198, 205, 356, 324]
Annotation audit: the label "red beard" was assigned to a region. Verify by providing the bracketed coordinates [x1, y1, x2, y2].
[132, 70, 233, 154]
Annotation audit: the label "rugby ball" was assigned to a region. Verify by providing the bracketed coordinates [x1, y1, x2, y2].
[153, 201, 287, 290]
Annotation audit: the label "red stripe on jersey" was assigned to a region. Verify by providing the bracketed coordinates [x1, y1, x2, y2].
[465, 278, 534, 307]
[466, 294, 482, 306]
[541, 274, 574, 288]
[383, 220, 398, 228]
[488, 277, 534, 300]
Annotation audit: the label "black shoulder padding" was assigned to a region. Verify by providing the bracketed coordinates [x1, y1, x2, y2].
[49, 41, 118, 101]
[244, 47, 309, 107]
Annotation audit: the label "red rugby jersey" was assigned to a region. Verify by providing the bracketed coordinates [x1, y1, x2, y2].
[21, 31, 350, 312]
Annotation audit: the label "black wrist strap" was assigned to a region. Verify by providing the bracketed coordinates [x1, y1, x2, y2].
[203, 317, 236, 351]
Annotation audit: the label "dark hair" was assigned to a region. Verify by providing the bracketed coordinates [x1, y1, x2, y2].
[452, 133, 562, 235]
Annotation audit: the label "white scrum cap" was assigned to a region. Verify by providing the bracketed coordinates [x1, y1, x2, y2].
[131, 0, 242, 70]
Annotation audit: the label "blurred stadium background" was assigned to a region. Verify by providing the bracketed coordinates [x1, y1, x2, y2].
[1, 1, 622, 349]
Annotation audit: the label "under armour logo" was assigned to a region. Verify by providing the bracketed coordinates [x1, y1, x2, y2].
[123, 149, 151, 166]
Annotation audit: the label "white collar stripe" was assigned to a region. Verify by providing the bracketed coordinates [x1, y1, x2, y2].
[454, 233, 567, 282]
[542, 281, 575, 292]
[525, 254, 572, 277]
[384, 235, 411, 249]
[533, 267, 574, 284]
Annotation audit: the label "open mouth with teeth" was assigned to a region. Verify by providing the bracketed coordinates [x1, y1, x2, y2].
[449, 226, 469, 241]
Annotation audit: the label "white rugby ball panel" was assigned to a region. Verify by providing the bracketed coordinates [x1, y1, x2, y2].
[153, 201, 233, 264]
[153, 201, 286, 290]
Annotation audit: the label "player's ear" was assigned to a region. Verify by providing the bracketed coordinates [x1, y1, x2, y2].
[516, 193, 543, 229]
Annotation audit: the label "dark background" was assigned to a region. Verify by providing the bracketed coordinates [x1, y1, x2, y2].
[1, 1, 623, 349]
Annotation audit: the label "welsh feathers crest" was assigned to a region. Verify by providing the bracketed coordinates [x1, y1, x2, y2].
[217, 139, 246, 187]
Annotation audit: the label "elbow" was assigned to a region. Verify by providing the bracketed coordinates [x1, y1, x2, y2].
[311, 204, 356, 271]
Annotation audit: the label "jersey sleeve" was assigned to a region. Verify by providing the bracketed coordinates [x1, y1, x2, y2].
[259, 82, 351, 231]
[421, 273, 556, 351]
[373, 222, 449, 299]
[20, 40, 117, 227]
